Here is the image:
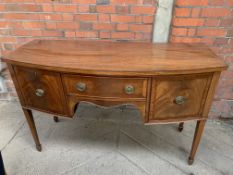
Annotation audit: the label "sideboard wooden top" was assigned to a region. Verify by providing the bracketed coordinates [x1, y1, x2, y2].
[2, 40, 227, 76]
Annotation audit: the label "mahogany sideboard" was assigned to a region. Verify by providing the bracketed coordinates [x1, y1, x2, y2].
[2, 40, 227, 165]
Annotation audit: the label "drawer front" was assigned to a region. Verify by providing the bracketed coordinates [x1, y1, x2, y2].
[149, 74, 212, 121]
[14, 66, 66, 114]
[62, 75, 148, 99]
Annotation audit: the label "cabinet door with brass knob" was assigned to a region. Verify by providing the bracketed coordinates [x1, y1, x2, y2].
[13, 66, 66, 115]
[149, 74, 212, 122]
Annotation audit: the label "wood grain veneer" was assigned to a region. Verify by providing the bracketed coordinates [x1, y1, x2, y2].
[2, 40, 227, 165]
[2, 40, 226, 76]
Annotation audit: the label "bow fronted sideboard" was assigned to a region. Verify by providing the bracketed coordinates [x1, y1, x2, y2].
[2, 40, 227, 165]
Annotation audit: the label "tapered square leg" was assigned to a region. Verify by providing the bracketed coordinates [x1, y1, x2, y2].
[188, 120, 206, 165]
[53, 116, 59, 122]
[22, 108, 42, 152]
[178, 122, 184, 132]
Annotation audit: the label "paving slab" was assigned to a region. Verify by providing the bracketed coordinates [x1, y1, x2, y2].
[0, 101, 233, 175]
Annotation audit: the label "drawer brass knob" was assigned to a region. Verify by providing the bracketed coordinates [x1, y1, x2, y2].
[174, 96, 186, 105]
[35, 89, 44, 97]
[76, 82, 86, 92]
[124, 85, 135, 94]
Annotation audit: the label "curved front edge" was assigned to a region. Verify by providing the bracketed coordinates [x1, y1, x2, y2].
[66, 95, 147, 122]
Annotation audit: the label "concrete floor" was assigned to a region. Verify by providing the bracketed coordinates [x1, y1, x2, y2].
[0, 101, 233, 175]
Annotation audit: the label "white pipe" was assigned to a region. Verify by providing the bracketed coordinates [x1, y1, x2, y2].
[153, 0, 174, 43]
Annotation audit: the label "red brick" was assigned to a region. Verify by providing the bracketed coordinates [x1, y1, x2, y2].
[30, 30, 42, 37]
[130, 24, 152, 32]
[111, 15, 135, 23]
[143, 0, 155, 5]
[4, 13, 28, 20]
[205, 19, 219, 26]
[28, 14, 40, 20]
[93, 23, 115, 30]
[116, 5, 129, 14]
[175, 8, 191, 17]
[111, 0, 137, 5]
[131, 6, 155, 14]
[79, 22, 92, 30]
[9, 21, 23, 28]
[191, 8, 201, 17]
[135, 33, 151, 41]
[23, 21, 45, 29]
[214, 38, 229, 45]
[173, 18, 204, 26]
[220, 18, 233, 27]
[63, 14, 74, 21]
[0, 29, 9, 35]
[224, 56, 233, 63]
[78, 5, 89, 12]
[111, 32, 134, 39]
[100, 31, 110, 38]
[0, 21, 9, 28]
[75, 14, 98, 21]
[172, 28, 187, 36]
[98, 14, 110, 22]
[187, 28, 196, 36]
[170, 36, 201, 43]
[230, 39, 233, 45]
[143, 16, 154, 23]
[197, 28, 226, 37]
[201, 37, 215, 45]
[42, 30, 64, 37]
[73, 0, 96, 4]
[46, 22, 57, 29]
[226, 0, 233, 6]
[201, 8, 231, 17]
[57, 22, 77, 30]
[89, 5, 96, 13]
[96, 6, 115, 13]
[7, 13, 38, 20]
[12, 29, 29, 36]
[176, 0, 208, 6]
[65, 31, 76, 37]
[76, 31, 98, 38]
[116, 24, 129, 31]
[35, 0, 53, 2]
[0, 37, 17, 43]
[209, 0, 225, 5]
[0, 4, 5, 11]
[17, 37, 34, 44]
[135, 16, 142, 23]
[39, 14, 63, 21]
[42, 4, 53, 12]
[6, 4, 41, 12]
[54, 5, 77, 13]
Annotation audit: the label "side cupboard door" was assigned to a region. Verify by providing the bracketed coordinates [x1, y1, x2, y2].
[14, 66, 67, 115]
[149, 74, 212, 123]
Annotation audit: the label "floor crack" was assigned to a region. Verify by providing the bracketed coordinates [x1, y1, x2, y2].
[1, 121, 26, 151]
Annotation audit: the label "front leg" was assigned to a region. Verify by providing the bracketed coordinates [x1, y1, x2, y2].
[188, 120, 206, 165]
[53, 116, 59, 122]
[178, 122, 184, 132]
[22, 108, 42, 151]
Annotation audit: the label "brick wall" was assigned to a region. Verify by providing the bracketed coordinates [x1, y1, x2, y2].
[170, 0, 233, 118]
[0, 0, 156, 55]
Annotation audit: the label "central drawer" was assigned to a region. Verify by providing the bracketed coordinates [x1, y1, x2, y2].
[62, 74, 148, 99]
